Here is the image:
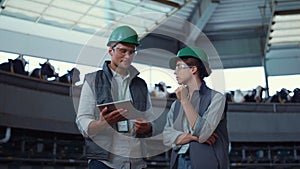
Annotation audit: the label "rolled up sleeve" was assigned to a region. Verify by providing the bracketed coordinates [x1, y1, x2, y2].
[192, 93, 226, 142]
[76, 81, 96, 137]
[163, 102, 184, 148]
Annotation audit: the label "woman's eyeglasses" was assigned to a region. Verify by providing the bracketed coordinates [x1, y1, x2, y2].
[175, 65, 193, 71]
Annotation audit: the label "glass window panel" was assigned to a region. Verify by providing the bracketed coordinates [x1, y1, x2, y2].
[130, 6, 160, 14]
[75, 0, 98, 5]
[135, 26, 147, 35]
[44, 6, 82, 21]
[142, 1, 174, 13]
[77, 23, 102, 30]
[32, 0, 53, 5]
[52, 0, 90, 13]
[129, 12, 166, 22]
[118, 16, 155, 28]
[2, 8, 39, 21]
[79, 15, 112, 27]
[40, 15, 74, 28]
[129, 7, 168, 21]
[97, 0, 134, 13]
[6, 0, 47, 13]
[87, 7, 121, 20]
[73, 25, 98, 34]
[122, 0, 140, 4]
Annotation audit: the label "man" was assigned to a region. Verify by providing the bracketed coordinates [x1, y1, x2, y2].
[163, 46, 229, 169]
[76, 25, 153, 169]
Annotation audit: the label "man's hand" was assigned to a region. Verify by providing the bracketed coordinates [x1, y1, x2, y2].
[205, 133, 218, 145]
[100, 107, 128, 125]
[134, 118, 152, 135]
[175, 133, 199, 145]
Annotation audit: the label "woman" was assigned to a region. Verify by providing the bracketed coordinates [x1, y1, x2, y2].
[163, 46, 229, 169]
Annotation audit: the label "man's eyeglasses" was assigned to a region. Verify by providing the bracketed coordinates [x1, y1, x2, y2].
[175, 65, 193, 71]
[113, 46, 137, 56]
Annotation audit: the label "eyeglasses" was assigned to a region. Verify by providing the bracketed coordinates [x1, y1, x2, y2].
[175, 65, 193, 71]
[113, 46, 137, 56]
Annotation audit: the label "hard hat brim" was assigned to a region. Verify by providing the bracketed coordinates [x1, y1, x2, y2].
[169, 57, 181, 70]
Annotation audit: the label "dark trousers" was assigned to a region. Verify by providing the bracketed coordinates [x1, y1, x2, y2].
[177, 154, 191, 169]
[89, 159, 112, 169]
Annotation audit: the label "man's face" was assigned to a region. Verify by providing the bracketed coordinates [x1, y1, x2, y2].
[109, 43, 136, 71]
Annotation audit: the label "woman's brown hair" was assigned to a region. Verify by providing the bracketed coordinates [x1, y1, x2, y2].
[180, 56, 209, 81]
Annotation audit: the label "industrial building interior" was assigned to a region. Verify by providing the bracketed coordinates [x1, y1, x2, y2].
[0, 0, 300, 168]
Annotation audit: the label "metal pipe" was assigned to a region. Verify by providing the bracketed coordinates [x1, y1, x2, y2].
[0, 127, 11, 144]
[0, 0, 7, 9]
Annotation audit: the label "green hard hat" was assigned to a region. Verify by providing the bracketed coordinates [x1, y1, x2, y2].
[107, 25, 139, 46]
[169, 46, 211, 75]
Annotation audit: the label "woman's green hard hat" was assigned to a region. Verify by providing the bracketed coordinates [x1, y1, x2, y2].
[169, 46, 211, 75]
[177, 47, 209, 63]
[107, 25, 139, 46]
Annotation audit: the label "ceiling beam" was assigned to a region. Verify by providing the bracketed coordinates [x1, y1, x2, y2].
[151, 0, 180, 8]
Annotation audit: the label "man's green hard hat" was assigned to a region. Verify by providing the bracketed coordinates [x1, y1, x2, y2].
[107, 25, 139, 46]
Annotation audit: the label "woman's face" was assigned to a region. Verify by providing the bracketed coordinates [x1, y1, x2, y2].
[174, 60, 193, 85]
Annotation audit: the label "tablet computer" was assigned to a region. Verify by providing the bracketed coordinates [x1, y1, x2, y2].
[97, 100, 142, 119]
[97, 100, 133, 112]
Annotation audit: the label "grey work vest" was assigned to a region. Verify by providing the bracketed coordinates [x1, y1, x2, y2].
[170, 83, 229, 169]
[84, 61, 149, 160]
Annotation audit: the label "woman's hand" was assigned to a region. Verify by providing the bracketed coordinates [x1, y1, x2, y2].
[175, 133, 199, 145]
[205, 133, 218, 145]
[175, 85, 188, 102]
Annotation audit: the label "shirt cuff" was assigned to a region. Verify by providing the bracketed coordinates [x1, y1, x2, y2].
[78, 118, 94, 137]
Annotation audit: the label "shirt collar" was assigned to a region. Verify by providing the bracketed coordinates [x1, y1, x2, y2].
[109, 66, 130, 80]
[193, 81, 207, 95]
